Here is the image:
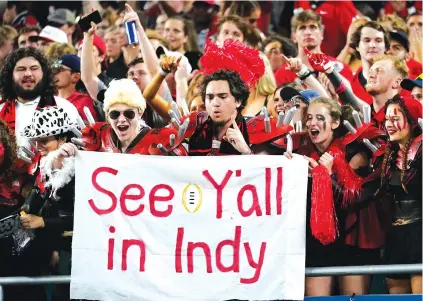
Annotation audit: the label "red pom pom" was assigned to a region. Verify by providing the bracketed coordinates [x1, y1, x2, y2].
[311, 165, 338, 245]
[200, 40, 265, 88]
[331, 149, 364, 208]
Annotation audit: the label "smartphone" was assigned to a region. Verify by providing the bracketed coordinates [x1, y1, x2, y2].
[78, 10, 102, 32]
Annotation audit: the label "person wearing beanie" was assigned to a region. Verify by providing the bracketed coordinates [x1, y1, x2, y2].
[73, 78, 187, 156]
[53, 54, 99, 123]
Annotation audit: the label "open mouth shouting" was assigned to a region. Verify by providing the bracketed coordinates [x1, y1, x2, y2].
[309, 128, 320, 140]
[117, 125, 130, 132]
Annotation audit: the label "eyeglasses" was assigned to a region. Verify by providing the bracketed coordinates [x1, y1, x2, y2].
[109, 110, 136, 120]
[52, 62, 73, 74]
[58, 66, 72, 73]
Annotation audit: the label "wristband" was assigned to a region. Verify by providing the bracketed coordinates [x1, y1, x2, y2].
[296, 65, 309, 78]
[159, 68, 168, 76]
[335, 81, 347, 94]
[299, 71, 312, 81]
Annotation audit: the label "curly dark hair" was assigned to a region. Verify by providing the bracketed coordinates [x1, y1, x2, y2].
[0, 119, 17, 184]
[201, 69, 250, 110]
[0, 47, 57, 101]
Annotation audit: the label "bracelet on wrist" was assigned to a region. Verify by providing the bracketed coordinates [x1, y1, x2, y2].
[299, 71, 312, 81]
[296, 65, 309, 78]
[159, 68, 168, 76]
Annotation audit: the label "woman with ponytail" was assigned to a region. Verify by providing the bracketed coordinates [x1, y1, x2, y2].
[285, 97, 372, 296]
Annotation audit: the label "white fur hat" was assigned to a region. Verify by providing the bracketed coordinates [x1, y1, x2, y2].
[103, 79, 146, 113]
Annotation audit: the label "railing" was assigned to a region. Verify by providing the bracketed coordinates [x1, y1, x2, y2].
[0, 264, 421, 300]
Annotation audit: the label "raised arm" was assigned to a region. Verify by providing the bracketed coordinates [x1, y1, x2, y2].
[304, 48, 367, 111]
[123, 3, 171, 97]
[80, 22, 102, 100]
[281, 54, 329, 98]
[142, 56, 183, 122]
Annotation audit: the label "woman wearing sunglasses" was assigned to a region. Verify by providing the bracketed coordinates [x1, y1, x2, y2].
[19, 106, 80, 301]
[76, 78, 186, 156]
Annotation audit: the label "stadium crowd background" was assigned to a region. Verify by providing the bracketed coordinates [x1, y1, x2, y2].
[0, 0, 422, 300]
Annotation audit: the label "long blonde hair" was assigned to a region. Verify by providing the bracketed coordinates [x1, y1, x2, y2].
[256, 53, 276, 97]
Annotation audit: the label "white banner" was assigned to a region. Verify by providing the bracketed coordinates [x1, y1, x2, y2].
[70, 152, 308, 301]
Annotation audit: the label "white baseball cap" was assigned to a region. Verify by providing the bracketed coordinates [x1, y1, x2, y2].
[35, 25, 68, 44]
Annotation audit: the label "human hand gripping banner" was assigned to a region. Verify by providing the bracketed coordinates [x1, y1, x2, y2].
[70, 152, 308, 301]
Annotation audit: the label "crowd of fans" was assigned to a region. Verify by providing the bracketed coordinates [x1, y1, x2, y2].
[0, 0, 421, 300]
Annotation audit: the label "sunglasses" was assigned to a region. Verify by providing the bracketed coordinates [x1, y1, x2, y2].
[109, 110, 136, 120]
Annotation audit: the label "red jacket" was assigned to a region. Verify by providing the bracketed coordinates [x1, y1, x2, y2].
[80, 123, 187, 156]
[381, 1, 422, 19]
[67, 92, 99, 124]
[407, 58, 423, 80]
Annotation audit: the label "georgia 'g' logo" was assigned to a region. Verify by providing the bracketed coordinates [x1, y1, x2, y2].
[182, 184, 203, 213]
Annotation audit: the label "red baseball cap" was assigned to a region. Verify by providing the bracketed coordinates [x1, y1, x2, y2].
[194, 0, 218, 7]
[78, 35, 106, 56]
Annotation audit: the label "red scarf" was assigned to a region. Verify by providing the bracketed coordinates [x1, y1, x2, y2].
[0, 96, 57, 134]
[0, 100, 16, 134]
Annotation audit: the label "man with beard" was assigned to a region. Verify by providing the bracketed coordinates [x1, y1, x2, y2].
[274, 10, 353, 87]
[0, 47, 80, 149]
[0, 48, 79, 301]
[364, 55, 409, 128]
[312, 53, 408, 129]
